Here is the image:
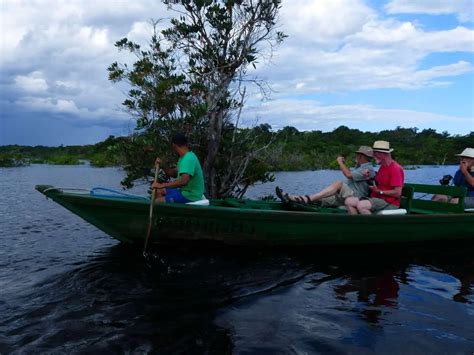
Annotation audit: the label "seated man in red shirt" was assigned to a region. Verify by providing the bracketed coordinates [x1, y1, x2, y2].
[345, 141, 404, 214]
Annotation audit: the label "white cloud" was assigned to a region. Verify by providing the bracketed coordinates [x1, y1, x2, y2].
[3, 0, 472, 98]
[14, 71, 49, 93]
[256, 12, 474, 93]
[0, 0, 169, 67]
[127, 21, 155, 43]
[53, 80, 82, 95]
[281, 0, 376, 45]
[349, 21, 473, 52]
[0, 0, 164, 128]
[55, 99, 80, 114]
[412, 61, 472, 85]
[1, 0, 473, 142]
[385, 0, 474, 23]
[15, 96, 66, 112]
[410, 26, 474, 52]
[244, 99, 473, 133]
[14, 95, 128, 122]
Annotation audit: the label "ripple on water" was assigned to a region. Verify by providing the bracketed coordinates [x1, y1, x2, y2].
[1, 165, 474, 353]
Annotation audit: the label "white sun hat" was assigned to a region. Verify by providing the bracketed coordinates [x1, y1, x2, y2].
[455, 147, 474, 158]
[372, 140, 394, 153]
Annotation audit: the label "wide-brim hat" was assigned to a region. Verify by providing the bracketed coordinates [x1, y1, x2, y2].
[455, 147, 474, 159]
[373, 140, 394, 153]
[354, 146, 373, 158]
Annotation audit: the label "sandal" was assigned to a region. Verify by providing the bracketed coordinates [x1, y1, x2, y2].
[294, 195, 312, 204]
[276, 187, 311, 204]
[275, 186, 291, 203]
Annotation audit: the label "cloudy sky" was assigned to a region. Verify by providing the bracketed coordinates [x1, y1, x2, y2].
[1, 0, 473, 146]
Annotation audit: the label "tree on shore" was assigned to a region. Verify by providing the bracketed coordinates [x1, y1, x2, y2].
[1, 127, 471, 170]
[108, 0, 285, 197]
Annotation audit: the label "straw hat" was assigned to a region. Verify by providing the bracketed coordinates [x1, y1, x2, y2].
[372, 140, 394, 153]
[354, 146, 373, 158]
[455, 147, 474, 159]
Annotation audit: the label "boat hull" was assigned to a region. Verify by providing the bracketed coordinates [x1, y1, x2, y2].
[36, 185, 474, 247]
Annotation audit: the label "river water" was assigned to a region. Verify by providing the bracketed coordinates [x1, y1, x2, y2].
[0, 165, 473, 354]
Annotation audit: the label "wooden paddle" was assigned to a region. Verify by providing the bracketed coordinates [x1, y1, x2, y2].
[143, 162, 160, 256]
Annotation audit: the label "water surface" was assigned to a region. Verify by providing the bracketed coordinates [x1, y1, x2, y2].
[1, 165, 473, 353]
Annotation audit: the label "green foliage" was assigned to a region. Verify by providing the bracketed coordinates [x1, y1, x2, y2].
[264, 126, 473, 171]
[112, 132, 168, 189]
[88, 136, 127, 167]
[0, 154, 21, 167]
[89, 153, 113, 167]
[46, 155, 82, 165]
[0, 126, 471, 178]
[0, 136, 126, 168]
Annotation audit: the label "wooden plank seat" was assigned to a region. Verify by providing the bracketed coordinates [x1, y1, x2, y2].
[404, 183, 467, 214]
[186, 198, 210, 206]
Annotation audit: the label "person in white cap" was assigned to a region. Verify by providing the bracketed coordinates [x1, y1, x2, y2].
[275, 146, 375, 207]
[432, 148, 474, 208]
[345, 141, 404, 214]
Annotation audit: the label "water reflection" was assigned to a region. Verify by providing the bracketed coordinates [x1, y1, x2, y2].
[1, 165, 474, 353]
[334, 270, 402, 324]
[2, 243, 474, 353]
[297, 245, 474, 329]
[454, 271, 474, 304]
[211, 246, 474, 353]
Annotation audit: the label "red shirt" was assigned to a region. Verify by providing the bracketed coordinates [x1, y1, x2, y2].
[371, 161, 404, 206]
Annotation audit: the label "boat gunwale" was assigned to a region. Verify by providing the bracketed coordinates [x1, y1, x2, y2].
[34, 185, 474, 246]
[37, 186, 474, 222]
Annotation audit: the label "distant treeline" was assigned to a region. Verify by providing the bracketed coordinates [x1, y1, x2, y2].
[1, 126, 472, 170]
[0, 135, 126, 167]
[256, 125, 473, 171]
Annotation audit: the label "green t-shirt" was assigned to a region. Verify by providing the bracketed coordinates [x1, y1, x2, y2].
[178, 151, 205, 201]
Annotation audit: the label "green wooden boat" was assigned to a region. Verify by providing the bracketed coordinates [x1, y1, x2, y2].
[35, 184, 473, 247]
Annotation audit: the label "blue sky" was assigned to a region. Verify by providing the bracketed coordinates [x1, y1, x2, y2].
[1, 0, 473, 146]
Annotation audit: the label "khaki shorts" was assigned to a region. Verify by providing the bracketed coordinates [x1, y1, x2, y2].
[366, 198, 399, 212]
[321, 183, 355, 207]
[465, 197, 474, 208]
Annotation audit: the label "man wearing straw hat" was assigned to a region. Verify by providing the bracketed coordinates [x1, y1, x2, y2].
[432, 148, 474, 208]
[276, 146, 375, 207]
[345, 141, 404, 214]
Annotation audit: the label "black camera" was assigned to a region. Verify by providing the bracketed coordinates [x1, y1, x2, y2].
[439, 174, 453, 186]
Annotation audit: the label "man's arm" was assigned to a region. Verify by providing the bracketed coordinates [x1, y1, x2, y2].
[154, 157, 178, 178]
[152, 173, 190, 190]
[370, 185, 403, 198]
[337, 156, 353, 179]
[460, 162, 474, 187]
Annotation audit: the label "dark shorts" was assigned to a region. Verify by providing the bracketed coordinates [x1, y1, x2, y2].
[165, 188, 191, 203]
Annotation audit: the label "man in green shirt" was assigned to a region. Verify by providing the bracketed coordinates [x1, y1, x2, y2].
[152, 133, 205, 203]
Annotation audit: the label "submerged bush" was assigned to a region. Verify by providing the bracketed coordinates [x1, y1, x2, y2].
[0, 154, 29, 167]
[46, 155, 82, 165]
